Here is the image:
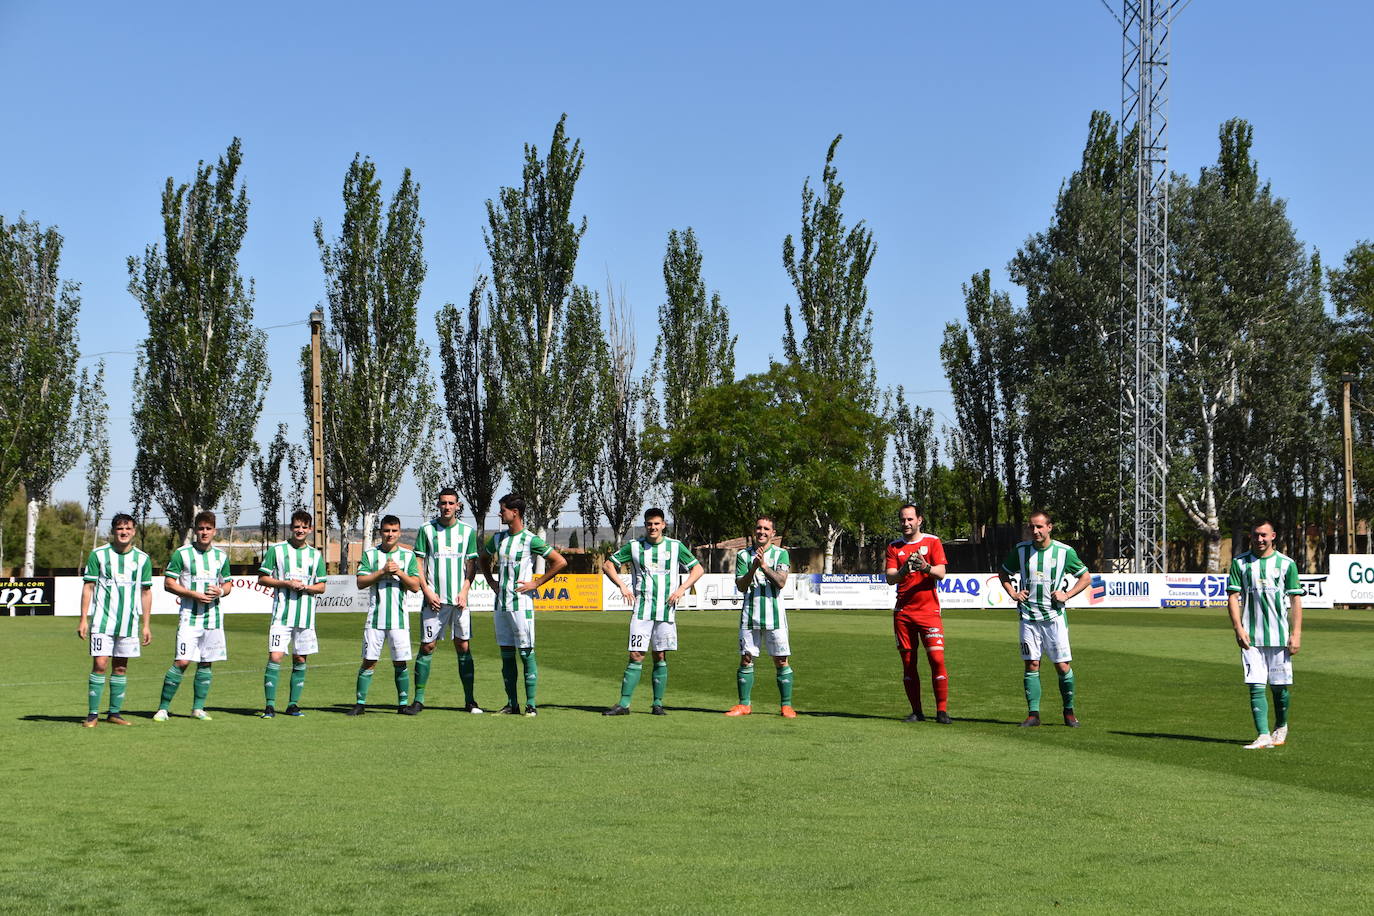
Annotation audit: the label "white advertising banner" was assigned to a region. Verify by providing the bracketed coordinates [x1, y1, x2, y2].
[1323, 556, 1374, 605]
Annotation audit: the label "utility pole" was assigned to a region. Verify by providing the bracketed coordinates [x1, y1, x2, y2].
[310, 308, 327, 556]
[1343, 373, 1357, 554]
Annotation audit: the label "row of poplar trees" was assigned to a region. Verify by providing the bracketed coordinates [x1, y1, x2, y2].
[936, 112, 1374, 572]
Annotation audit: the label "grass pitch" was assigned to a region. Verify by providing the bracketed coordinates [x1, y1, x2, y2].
[2, 606, 1371, 914]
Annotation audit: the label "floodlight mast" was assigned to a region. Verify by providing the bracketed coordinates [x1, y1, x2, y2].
[1117, 0, 1176, 574]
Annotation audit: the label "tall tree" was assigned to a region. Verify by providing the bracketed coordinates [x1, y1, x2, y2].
[1009, 111, 1130, 559]
[310, 156, 432, 569]
[939, 269, 1022, 566]
[128, 138, 269, 541]
[1169, 119, 1324, 569]
[250, 423, 291, 555]
[780, 135, 879, 571]
[0, 217, 83, 574]
[434, 275, 504, 538]
[80, 361, 110, 551]
[1326, 241, 1374, 536]
[590, 284, 659, 543]
[654, 227, 735, 541]
[890, 386, 936, 509]
[485, 115, 603, 539]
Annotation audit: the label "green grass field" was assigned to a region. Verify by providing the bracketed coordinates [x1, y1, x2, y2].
[2, 606, 1371, 914]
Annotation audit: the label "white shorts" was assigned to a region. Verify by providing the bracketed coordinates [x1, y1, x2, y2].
[494, 609, 535, 649]
[1241, 646, 1293, 685]
[1020, 617, 1071, 663]
[422, 604, 472, 643]
[268, 624, 319, 656]
[90, 633, 141, 659]
[628, 617, 677, 653]
[739, 626, 790, 659]
[175, 623, 228, 663]
[362, 627, 412, 662]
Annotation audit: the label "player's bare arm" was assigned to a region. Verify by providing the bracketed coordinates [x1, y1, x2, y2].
[479, 551, 498, 591]
[1052, 570, 1092, 604]
[417, 557, 442, 609]
[669, 564, 704, 605]
[602, 559, 634, 605]
[395, 563, 422, 593]
[1227, 593, 1251, 649]
[518, 548, 568, 595]
[164, 577, 215, 605]
[998, 571, 1029, 604]
[77, 581, 95, 639]
[140, 587, 153, 646]
[1288, 596, 1302, 654]
[356, 567, 387, 589]
[457, 557, 476, 608]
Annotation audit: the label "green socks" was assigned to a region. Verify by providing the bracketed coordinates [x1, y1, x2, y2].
[289, 662, 307, 706]
[458, 651, 476, 704]
[777, 666, 794, 705]
[87, 673, 105, 716]
[1250, 684, 1269, 734]
[520, 648, 538, 708]
[1058, 667, 1075, 711]
[192, 665, 213, 710]
[501, 647, 519, 706]
[737, 664, 755, 705]
[1271, 685, 1290, 728]
[651, 660, 667, 706]
[413, 652, 433, 703]
[619, 661, 643, 707]
[394, 665, 410, 705]
[356, 667, 374, 703]
[264, 661, 281, 706]
[1024, 671, 1042, 713]
[159, 665, 184, 710]
[108, 674, 127, 715]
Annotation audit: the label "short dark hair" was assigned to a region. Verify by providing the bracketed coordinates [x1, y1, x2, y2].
[438, 488, 460, 502]
[290, 509, 313, 527]
[111, 513, 135, 529]
[900, 504, 923, 517]
[755, 514, 776, 529]
[194, 510, 217, 528]
[380, 514, 402, 529]
[1252, 519, 1277, 534]
[1029, 509, 1053, 525]
[499, 493, 526, 518]
[644, 507, 666, 523]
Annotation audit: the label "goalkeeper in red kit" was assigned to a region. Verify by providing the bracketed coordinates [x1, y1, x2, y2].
[885, 504, 951, 724]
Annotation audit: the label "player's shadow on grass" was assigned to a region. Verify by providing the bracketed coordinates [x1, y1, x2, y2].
[1110, 729, 1236, 745]
[21, 714, 89, 723]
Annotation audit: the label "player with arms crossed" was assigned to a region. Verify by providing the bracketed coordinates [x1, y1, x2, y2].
[405, 488, 482, 715]
[998, 510, 1090, 728]
[726, 515, 796, 718]
[257, 509, 327, 718]
[601, 507, 704, 716]
[1227, 519, 1303, 750]
[348, 515, 421, 715]
[155, 511, 233, 722]
[76, 513, 154, 726]
[480, 494, 567, 716]
[885, 504, 950, 723]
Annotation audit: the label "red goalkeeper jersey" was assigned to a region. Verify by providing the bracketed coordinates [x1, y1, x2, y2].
[886, 535, 946, 622]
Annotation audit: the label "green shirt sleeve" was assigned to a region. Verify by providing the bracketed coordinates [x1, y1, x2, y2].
[677, 541, 699, 570]
[139, 553, 153, 585]
[413, 526, 432, 557]
[1000, 546, 1020, 576]
[776, 548, 791, 568]
[735, 549, 750, 577]
[464, 529, 479, 560]
[1225, 558, 1243, 593]
[359, 550, 376, 575]
[83, 550, 100, 582]
[259, 545, 278, 577]
[217, 552, 231, 581]
[1064, 547, 1087, 577]
[482, 535, 497, 557]
[610, 543, 632, 565]
[1284, 558, 1303, 595]
[315, 552, 328, 578]
[405, 551, 420, 576]
[165, 548, 183, 579]
[531, 535, 552, 558]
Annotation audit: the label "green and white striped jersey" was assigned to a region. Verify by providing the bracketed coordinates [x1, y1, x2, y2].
[413, 518, 478, 604]
[1227, 550, 1302, 647]
[165, 544, 232, 628]
[359, 546, 419, 630]
[483, 529, 552, 619]
[1001, 540, 1088, 621]
[259, 541, 327, 628]
[84, 544, 153, 637]
[737, 545, 790, 630]
[609, 536, 699, 623]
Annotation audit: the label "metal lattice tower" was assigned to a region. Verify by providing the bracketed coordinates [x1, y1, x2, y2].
[1117, 0, 1175, 573]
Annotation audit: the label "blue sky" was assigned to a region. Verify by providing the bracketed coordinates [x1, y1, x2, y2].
[2, 1, 1369, 530]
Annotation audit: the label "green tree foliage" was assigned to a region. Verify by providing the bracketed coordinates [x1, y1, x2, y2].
[940, 269, 1023, 567]
[0, 216, 84, 574]
[3, 492, 90, 572]
[780, 136, 880, 571]
[653, 363, 886, 555]
[128, 138, 269, 541]
[78, 362, 110, 551]
[250, 423, 291, 554]
[484, 115, 603, 536]
[1325, 241, 1374, 531]
[1169, 119, 1325, 569]
[1008, 111, 1130, 557]
[589, 286, 658, 542]
[434, 276, 504, 537]
[654, 227, 735, 541]
[310, 156, 433, 569]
